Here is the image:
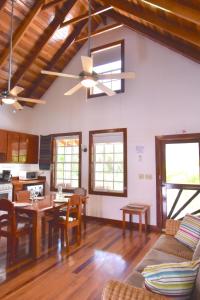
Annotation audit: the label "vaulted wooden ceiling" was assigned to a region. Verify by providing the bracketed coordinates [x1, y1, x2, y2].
[0, 0, 200, 107]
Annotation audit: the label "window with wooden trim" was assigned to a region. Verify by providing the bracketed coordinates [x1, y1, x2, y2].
[51, 133, 82, 191]
[89, 128, 127, 197]
[156, 133, 200, 228]
[89, 40, 124, 98]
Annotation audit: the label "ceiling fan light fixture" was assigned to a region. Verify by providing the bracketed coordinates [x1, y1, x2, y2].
[81, 78, 97, 88]
[2, 96, 16, 105]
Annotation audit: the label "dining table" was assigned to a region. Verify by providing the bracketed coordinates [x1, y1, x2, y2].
[14, 193, 69, 259]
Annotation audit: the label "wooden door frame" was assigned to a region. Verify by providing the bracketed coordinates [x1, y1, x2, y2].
[155, 133, 200, 229]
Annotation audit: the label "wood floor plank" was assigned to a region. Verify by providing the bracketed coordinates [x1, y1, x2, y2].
[0, 220, 159, 300]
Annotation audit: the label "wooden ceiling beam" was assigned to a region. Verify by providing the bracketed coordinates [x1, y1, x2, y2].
[0, 0, 45, 67]
[25, 19, 88, 98]
[28, 18, 101, 100]
[106, 10, 200, 63]
[60, 6, 112, 28]
[98, 0, 200, 47]
[0, 0, 7, 12]
[75, 22, 123, 42]
[140, 0, 200, 25]
[42, 0, 65, 10]
[8, 0, 77, 90]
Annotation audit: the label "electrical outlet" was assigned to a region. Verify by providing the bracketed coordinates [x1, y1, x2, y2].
[145, 174, 152, 180]
[139, 173, 144, 179]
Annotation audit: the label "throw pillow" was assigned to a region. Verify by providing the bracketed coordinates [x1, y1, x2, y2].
[142, 260, 200, 300]
[175, 214, 200, 251]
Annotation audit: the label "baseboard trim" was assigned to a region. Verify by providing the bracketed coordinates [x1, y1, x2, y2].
[85, 215, 160, 232]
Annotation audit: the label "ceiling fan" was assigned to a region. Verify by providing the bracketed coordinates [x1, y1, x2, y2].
[0, 0, 46, 110]
[41, 0, 136, 97]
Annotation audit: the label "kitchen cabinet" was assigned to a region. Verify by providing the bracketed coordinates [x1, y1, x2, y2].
[19, 134, 29, 163]
[27, 135, 39, 164]
[0, 129, 39, 164]
[0, 130, 7, 162]
[7, 132, 19, 163]
[12, 177, 46, 201]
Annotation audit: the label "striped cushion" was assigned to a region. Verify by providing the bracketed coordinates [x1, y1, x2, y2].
[175, 214, 200, 250]
[142, 260, 200, 299]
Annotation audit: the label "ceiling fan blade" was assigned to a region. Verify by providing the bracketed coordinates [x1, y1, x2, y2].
[12, 101, 23, 110]
[96, 82, 116, 96]
[81, 56, 93, 74]
[64, 82, 83, 95]
[41, 70, 80, 79]
[10, 86, 24, 96]
[98, 72, 136, 80]
[17, 97, 46, 104]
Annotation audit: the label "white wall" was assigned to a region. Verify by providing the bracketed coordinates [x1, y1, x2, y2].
[19, 27, 200, 225]
[0, 104, 33, 133]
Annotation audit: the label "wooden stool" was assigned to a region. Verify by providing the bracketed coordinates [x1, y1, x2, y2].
[120, 204, 150, 234]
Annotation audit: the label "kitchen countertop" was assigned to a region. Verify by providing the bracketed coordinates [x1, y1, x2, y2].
[12, 176, 46, 185]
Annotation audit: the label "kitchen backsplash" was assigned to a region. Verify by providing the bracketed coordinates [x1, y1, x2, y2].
[0, 164, 50, 177]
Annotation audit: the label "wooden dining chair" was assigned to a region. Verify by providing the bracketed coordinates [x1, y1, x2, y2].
[16, 190, 30, 202]
[15, 190, 32, 224]
[49, 195, 82, 253]
[0, 199, 32, 264]
[16, 190, 53, 240]
[74, 188, 88, 230]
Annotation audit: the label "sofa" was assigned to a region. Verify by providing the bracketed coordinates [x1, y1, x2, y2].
[102, 219, 200, 300]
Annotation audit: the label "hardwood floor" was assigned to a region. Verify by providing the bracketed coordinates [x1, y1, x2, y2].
[0, 220, 159, 300]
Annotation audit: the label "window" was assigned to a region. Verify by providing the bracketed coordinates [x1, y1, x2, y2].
[89, 40, 125, 98]
[89, 128, 127, 197]
[166, 143, 200, 184]
[51, 132, 82, 191]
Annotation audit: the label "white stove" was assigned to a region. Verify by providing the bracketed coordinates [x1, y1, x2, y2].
[0, 182, 13, 201]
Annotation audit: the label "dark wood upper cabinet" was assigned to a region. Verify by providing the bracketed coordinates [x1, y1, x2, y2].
[7, 132, 20, 163]
[0, 130, 8, 162]
[19, 134, 29, 163]
[0, 130, 39, 164]
[27, 135, 39, 164]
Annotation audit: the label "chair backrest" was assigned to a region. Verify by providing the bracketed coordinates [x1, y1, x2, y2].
[0, 199, 16, 237]
[16, 190, 30, 202]
[66, 195, 82, 224]
[74, 187, 87, 196]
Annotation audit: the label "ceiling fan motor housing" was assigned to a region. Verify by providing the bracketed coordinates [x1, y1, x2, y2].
[1, 90, 9, 97]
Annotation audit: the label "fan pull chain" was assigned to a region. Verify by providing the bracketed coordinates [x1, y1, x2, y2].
[8, 0, 14, 93]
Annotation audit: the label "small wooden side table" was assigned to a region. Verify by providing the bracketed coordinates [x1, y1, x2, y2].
[120, 204, 150, 234]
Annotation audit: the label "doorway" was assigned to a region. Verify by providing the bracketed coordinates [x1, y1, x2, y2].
[155, 133, 200, 229]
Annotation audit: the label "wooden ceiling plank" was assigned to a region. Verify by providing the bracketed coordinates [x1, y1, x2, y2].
[42, 0, 66, 10]
[139, 0, 200, 26]
[8, 0, 77, 90]
[25, 19, 88, 98]
[0, 0, 45, 67]
[0, 0, 7, 12]
[75, 23, 123, 42]
[106, 10, 200, 63]
[60, 6, 112, 28]
[98, 0, 200, 47]
[29, 19, 101, 100]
